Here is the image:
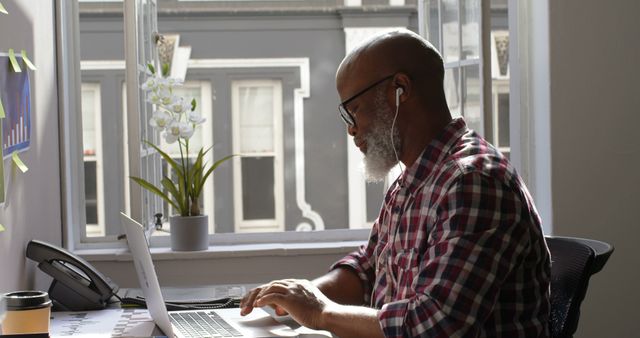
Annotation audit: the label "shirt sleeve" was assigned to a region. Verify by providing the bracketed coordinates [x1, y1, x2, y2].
[378, 171, 532, 337]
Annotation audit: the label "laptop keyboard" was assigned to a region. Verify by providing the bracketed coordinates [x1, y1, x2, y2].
[169, 311, 242, 338]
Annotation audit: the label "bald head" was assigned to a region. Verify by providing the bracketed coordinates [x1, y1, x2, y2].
[336, 30, 452, 168]
[336, 30, 445, 108]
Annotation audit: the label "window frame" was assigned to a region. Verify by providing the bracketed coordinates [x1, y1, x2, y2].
[231, 79, 285, 233]
[60, 1, 498, 252]
[418, 0, 492, 140]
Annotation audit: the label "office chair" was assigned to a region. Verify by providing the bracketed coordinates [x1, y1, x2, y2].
[546, 236, 614, 338]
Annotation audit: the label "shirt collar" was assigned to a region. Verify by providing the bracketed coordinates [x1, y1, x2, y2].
[397, 117, 468, 195]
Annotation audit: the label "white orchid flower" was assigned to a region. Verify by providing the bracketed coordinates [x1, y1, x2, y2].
[187, 110, 206, 125]
[164, 120, 182, 144]
[149, 110, 172, 131]
[141, 76, 160, 91]
[147, 91, 163, 105]
[179, 122, 195, 140]
[160, 76, 183, 87]
[161, 94, 178, 106]
[169, 98, 191, 115]
[147, 88, 171, 106]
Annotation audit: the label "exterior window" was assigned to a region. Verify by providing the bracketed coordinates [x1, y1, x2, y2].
[491, 30, 510, 157]
[420, 0, 485, 134]
[81, 83, 104, 237]
[62, 1, 503, 248]
[231, 80, 284, 233]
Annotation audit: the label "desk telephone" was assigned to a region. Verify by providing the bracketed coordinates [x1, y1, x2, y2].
[25, 240, 119, 311]
[24, 240, 241, 312]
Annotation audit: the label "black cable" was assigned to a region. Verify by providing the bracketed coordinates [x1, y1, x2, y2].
[119, 295, 241, 311]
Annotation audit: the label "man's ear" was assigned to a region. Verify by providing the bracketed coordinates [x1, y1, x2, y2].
[392, 72, 411, 105]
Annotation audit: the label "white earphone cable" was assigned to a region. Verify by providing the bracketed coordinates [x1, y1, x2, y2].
[390, 103, 405, 174]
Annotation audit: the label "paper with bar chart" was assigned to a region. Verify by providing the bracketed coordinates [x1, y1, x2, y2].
[0, 54, 31, 158]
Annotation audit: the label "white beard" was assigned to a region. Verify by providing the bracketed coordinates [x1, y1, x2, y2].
[362, 89, 401, 183]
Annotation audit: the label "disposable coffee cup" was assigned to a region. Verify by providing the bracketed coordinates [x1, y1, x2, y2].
[2, 291, 52, 334]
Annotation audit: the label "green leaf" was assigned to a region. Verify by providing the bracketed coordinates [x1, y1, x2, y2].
[161, 176, 187, 214]
[143, 140, 185, 182]
[190, 149, 208, 198]
[176, 172, 188, 216]
[191, 98, 197, 111]
[147, 63, 156, 75]
[162, 63, 170, 77]
[130, 176, 179, 211]
[197, 154, 235, 197]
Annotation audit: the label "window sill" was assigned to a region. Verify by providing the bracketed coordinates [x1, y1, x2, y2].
[77, 240, 363, 262]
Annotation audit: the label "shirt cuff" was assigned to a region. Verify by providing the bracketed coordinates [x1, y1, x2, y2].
[378, 299, 411, 338]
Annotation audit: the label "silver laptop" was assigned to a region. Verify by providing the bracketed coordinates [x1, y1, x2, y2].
[120, 212, 331, 338]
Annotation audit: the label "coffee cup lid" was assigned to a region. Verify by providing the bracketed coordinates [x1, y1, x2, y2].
[3, 291, 52, 310]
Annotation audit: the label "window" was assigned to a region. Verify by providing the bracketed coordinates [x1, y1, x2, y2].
[490, 29, 510, 157]
[231, 80, 284, 233]
[419, 0, 486, 134]
[81, 83, 105, 237]
[61, 1, 502, 250]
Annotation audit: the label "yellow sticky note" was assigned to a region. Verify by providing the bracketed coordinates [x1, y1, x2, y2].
[0, 97, 5, 118]
[12, 152, 28, 173]
[0, 3, 8, 14]
[8, 49, 21, 72]
[21, 50, 37, 70]
[0, 224, 5, 232]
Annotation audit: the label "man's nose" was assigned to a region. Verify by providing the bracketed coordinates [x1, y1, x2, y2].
[347, 124, 356, 137]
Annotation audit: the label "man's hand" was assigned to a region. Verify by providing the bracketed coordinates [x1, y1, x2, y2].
[240, 282, 289, 317]
[240, 279, 334, 330]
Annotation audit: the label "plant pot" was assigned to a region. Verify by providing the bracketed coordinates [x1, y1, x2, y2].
[169, 215, 209, 251]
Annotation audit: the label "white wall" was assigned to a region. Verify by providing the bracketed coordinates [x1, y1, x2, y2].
[0, 0, 61, 293]
[547, 1, 640, 336]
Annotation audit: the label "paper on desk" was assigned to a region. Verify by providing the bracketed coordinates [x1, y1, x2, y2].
[50, 309, 155, 337]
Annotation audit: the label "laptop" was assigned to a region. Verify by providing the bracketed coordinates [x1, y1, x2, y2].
[120, 212, 332, 338]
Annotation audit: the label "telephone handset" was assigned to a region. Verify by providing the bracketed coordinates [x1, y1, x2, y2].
[26, 240, 119, 311]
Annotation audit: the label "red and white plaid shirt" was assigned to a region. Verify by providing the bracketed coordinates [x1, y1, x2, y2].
[332, 118, 550, 337]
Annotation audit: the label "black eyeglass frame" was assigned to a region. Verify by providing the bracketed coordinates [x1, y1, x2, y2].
[338, 74, 395, 127]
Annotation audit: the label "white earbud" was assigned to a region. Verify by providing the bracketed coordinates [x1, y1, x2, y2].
[395, 87, 403, 107]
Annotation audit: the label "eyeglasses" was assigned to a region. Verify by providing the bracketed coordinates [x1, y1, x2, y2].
[338, 74, 395, 127]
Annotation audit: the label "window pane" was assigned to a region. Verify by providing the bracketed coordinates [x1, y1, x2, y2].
[497, 92, 510, 147]
[442, 0, 460, 63]
[461, 0, 480, 60]
[444, 67, 461, 118]
[423, 0, 441, 51]
[84, 161, 98, 225]
[462, 64, 482, 134]
[239, 86, 275, 153]
[241, 156, 275, 220]
[81, 88, 98, 155]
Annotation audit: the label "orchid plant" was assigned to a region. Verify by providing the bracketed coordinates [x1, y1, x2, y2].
[130, 63, 232, 217]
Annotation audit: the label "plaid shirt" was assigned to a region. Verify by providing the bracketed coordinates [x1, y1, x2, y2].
[332, 118, 550, 337]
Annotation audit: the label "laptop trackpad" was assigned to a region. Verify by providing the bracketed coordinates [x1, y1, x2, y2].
[220, 308, 333, 337]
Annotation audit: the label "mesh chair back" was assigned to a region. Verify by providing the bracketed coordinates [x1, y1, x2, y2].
[547, 236, 613, 338]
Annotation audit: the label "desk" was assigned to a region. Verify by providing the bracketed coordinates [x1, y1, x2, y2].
[49, 284, 333, 337]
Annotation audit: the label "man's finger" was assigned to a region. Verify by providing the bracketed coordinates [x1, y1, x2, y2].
[275, 306, 289, 316]
[254, 283, 288, 304]
[255, 292, 285, 308]
[240, 289, 262, 315]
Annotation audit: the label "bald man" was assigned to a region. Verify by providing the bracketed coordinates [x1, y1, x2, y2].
[241, 30, 550, 338]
